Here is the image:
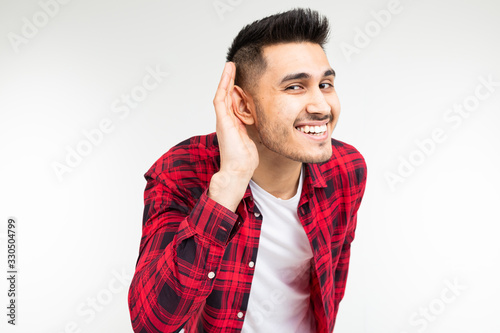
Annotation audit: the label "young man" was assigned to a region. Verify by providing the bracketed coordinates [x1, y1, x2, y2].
[128, 8, 367, 333]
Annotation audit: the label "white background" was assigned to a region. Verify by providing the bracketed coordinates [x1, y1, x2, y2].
[1, 0, 499, 332]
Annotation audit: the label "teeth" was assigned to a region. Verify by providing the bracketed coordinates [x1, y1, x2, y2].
[296, 124, 327, 135]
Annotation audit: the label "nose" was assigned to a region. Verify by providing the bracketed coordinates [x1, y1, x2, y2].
[305, 86, 331, 115]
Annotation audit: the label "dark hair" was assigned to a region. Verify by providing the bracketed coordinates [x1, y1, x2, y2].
[226, 8, 330, 92]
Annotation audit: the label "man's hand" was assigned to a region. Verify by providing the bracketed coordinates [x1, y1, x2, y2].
[208, 62, 259, 212]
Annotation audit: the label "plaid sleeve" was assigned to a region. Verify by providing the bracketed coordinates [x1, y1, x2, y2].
[128, 169, 238, 333]
[332, 150, 367, 320]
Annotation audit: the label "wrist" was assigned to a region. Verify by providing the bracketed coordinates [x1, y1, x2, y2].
[208, 171, 251, 212]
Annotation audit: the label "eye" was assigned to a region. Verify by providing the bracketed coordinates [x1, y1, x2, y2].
[285, 85, 303, 91]
[320, 82, 334, 89]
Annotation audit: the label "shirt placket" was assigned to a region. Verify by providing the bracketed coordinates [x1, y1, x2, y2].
[229, 194, 262, 327]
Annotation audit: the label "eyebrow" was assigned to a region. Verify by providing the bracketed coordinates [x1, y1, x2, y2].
[279, 68, 336, 85]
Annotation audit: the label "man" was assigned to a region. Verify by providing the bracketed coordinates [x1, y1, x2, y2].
[128, 8, 367, 333]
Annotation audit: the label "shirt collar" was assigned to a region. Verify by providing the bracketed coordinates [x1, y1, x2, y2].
[242, 162, 327, 201]
[304, 162, 327, 188]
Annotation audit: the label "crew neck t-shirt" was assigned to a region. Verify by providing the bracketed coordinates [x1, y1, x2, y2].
[241, 167, 315, 333]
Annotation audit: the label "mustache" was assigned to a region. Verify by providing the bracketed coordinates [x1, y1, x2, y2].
[294, 114, 333, 124]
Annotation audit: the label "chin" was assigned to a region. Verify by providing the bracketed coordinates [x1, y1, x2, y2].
[294, 149, 333, 164]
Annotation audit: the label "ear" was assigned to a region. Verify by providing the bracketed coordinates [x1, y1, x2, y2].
[231, 85, 255, 125]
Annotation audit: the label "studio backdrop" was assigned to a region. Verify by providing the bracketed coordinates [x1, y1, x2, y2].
[0, 0, 499, 332]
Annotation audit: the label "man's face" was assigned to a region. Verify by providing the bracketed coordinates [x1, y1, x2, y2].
[247, 42, 340, 164]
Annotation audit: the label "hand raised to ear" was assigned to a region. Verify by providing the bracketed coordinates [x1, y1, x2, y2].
[208, 62, 259, 212]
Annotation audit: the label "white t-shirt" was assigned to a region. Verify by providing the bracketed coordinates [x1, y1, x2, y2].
[242, 167, 315, 333]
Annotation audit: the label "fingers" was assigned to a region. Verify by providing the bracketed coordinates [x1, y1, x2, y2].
[228, 75, 234, 97]
[224, 61, 235, 78]
[214, 62, 235, 106]
[227, 63, 239, 115]
[227, 76, 236, 112]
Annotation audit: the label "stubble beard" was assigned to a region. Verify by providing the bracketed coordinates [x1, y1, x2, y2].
[254, 102, 333, 164]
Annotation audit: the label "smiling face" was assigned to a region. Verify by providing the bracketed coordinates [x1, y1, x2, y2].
[245, 42, 341, 164]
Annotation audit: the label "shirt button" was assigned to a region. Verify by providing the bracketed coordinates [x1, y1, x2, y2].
[249, 197, 253, 201]
[254, 212, 260, 217]
[237, 311, 244, 319]
[248, 261, 255, 268]
[208, 272, 215, 279]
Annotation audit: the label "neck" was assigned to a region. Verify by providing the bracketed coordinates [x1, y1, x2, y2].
[251, 152, 303, 200]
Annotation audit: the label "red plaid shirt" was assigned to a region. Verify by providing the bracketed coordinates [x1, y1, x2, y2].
[128, 132, 367, 333]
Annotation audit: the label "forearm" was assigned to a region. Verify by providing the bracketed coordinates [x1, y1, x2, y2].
[128, 235, 220, 332]
[129, 183, 239, 332]
[129, 222, 226, 332]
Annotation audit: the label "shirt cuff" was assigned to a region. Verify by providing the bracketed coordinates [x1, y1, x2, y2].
[187, 189, 239, 246]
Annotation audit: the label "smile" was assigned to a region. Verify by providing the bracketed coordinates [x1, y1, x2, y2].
[295, 124, 327, 136]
